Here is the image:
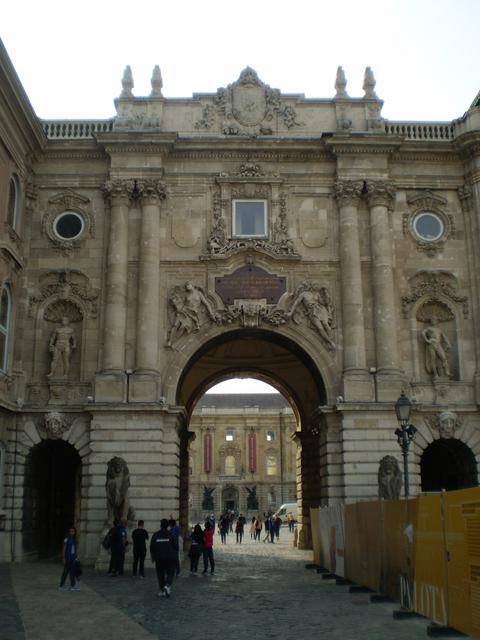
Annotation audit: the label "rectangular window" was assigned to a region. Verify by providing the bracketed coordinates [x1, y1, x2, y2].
[232, 200, 267, 238]
[225, 430, 234, 442]
[266, 431, 275, 442]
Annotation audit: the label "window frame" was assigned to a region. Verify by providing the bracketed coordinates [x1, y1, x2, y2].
[266, 430, 276, 442]
[232, 199, 268, 239]
[225, 429, 235, 442]
[53, 211, 85, 241]
[0, 285, 12, 373]
[412, 211, 444, 243]
[7, 174, 20, 230]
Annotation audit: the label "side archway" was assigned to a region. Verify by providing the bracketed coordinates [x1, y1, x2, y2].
[421, 439, 477, 492]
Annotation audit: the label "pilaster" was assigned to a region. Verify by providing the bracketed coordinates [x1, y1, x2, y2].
[334, 180, 373, 401]
[366, 181, 404, 400]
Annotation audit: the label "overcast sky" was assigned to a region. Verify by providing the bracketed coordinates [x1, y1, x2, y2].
[2, 0, 479, 122]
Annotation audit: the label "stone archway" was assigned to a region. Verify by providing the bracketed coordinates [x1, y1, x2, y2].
[174, 327, 329, 548]
[421, 438, 477, 492]
[23, 439, 82, 557]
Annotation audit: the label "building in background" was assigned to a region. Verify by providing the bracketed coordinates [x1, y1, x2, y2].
[189, 393, 296, 521]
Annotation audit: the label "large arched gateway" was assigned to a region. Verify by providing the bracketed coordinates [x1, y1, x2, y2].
[174, 328, 329, 547]
[1, 46, 480, 563]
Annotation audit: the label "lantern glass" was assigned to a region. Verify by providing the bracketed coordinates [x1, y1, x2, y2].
[395, 393, 412, 424]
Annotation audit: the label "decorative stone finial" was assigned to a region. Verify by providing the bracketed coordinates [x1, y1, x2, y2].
[334, 66, 348, 98]
[363, 66, 377, 98]
[150, 65, 163, 97]
[120, 66, 134, 98]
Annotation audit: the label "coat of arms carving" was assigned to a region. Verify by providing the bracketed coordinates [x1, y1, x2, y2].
[196, 67, 301, 136]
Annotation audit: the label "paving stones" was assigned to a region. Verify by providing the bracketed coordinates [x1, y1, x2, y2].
[1, 530, 464, 640]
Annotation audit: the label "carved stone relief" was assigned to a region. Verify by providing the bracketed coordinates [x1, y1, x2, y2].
[195, 67, 301, 136]
[42, 189, 95, 255]
[166, 277, 336, 351]
[401, 271, 468, 319]
[29, 269, 99, 319]
[424, 411, 462, 439]
[42, 411, 71, 439]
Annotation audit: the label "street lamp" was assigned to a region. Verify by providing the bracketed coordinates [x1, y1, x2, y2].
[394, 393, 417, 498]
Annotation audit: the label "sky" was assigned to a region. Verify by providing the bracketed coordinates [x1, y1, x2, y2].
[206, 378, 278, 394]
[2, 0, 479, 122]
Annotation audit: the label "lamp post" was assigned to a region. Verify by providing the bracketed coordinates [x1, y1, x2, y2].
[394, 393, 417, 498]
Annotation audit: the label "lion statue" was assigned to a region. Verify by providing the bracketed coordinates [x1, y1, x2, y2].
[378, 455, 403, 500]
[105, 456, 134, 523]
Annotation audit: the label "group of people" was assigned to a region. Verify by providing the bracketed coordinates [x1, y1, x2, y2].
[58, 510, 296, 596]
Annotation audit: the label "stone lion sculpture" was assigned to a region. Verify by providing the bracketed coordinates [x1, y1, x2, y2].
[378, 455, 403, 500]
[105, 456, 134, 523]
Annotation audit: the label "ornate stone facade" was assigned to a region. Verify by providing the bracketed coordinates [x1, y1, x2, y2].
[0, 42, 479, 562]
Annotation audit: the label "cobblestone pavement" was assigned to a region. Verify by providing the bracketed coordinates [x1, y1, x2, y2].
[1, 528, 464, 640]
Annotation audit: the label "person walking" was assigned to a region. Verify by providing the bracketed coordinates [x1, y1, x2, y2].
[274, 515, 282, 541]
[168, 518, 181, 576]
[255, 517, 262, 541]
[202, 521, 215, 575]
[108, 520, 125, 576]
[132, 519, 149, 578]
[150, 519, 178, 598]
[262, 514, 271, 543]
[249, 516, 256, 540]
[219, 514, 228, 544]
[59, 526, 80, 591]
[188, 524, 204, 574]
[269, 515, 276, 543]
[235, 513, 246, 544]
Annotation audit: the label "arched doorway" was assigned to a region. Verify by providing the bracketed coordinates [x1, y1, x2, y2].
[23, 440, 81, 557]
[222, 485, 239, 512]
[175, 328, 329, 548]
[421, 439, 478, 492]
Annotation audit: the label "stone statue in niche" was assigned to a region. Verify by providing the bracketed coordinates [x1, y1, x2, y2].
[378, 455, 402, 500]
[286, 282, 335, 350]
[246, 486, 259, 510]
[47, 316, 77, 378]
[422, 316, 451, 378]
[167, 282, 219, 347]
[425, 411, 461, 439]
[202, 486, 215, 511]
[105, 457, 134, 523]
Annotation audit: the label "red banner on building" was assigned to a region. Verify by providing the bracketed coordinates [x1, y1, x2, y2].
[204, 432, 212, 473]
[248, 431, 257, 473]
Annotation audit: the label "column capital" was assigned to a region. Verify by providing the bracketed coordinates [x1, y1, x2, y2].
[136, 178, 167, 205]
[102, 179, 136, 203]
[333, 179, 364, 206]
[366, 180, 396, 209]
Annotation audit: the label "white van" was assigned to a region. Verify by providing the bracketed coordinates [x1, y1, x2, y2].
[274, 502, 298, 523]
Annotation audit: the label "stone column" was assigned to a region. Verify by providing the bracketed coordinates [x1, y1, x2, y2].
[102, 180, 133, 372]
[95, 180, 133, 402]
[129, 179, 166, 402]
[366, 181, 403, 399]
[334, 180, 373, 400]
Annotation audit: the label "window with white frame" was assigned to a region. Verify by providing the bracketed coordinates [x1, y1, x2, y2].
[7, 175, 20, 230]
[225, 430, 234, 442]
[0, 286, 12, 372]
[232, 200, 267, 238]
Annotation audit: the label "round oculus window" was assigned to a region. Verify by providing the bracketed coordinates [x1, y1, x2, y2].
[413, 212, 444, 242]
[53, 212, 84, 240]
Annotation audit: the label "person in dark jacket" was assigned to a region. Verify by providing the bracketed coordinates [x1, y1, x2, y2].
[188, 524, 204, 574]
[59, 526, 79, 590]
[132, 520, 149, 578]
[150, 518, 178, 597]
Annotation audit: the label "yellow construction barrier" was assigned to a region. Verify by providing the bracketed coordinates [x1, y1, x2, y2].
[310, 487, 480, 638]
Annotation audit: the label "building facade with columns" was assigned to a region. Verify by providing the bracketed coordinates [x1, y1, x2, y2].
[189, 393, 297, 522]
[0, 36, 480, 562]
